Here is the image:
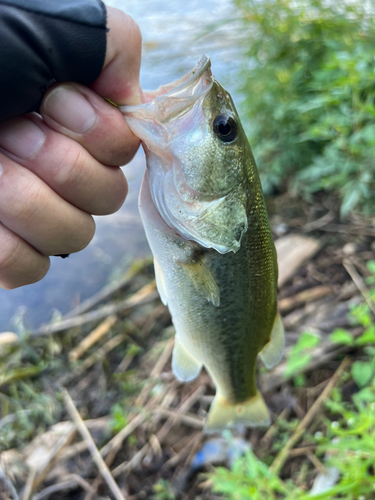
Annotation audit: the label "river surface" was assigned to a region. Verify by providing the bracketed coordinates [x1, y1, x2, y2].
[0, 0, 247, 332]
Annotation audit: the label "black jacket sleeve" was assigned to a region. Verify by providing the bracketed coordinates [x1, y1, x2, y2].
[0, 0, 107, 123]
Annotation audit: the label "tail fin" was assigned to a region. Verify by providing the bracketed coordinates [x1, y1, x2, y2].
[204, 391, 270, 434]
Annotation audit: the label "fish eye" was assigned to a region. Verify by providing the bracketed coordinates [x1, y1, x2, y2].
[213, 115, 237, 143]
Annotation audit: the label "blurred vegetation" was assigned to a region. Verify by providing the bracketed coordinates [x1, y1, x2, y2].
[236, 0, 375, 216]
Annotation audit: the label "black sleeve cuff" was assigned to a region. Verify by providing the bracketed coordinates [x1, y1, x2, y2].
[0, 0, 107, 123]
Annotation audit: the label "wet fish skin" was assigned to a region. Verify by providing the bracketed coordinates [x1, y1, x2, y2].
[122, 56, 283, 432]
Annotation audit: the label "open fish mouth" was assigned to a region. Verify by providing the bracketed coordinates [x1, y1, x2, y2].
[120, 55, 212, 113]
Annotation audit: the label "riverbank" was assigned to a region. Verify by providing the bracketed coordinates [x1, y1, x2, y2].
[2, 193, 375, 499]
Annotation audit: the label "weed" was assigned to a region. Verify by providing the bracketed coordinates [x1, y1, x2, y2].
[236, 0, 375, 215]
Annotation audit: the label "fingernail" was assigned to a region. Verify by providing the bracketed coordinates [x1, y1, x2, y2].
[0, 119, 46, 160]
[43, 85, 96, 134]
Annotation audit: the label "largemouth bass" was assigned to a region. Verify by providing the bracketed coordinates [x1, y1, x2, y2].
[121, 56, 284, 433]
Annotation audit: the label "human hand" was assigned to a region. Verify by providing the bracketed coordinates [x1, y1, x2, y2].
[0, 7, 142, 289]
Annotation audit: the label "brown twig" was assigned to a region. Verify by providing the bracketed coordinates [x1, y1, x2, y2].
[343, 258, 375, 315]
[111, 443, 150, 478]
[154, 408, 204, 429]
[21, 468, 36, 500]
[278, 286, 333, 314]
[260, 408, 289, 449]
[31, 474, 96, 500]
[30, 282, 157, 337]
[63, 262, 150, 319]
[302, 211, 335, 232]
[99, 412, 146, 458]
[320, 223, 375, 237]
[270, 356, 350, 475]
[31, 426, 77, 491]
[0, 465, 19, 500]
[306, 450, 327, 476]
[69, 314, 118, 361]
[134, 337, 175, 410]
[62, 389, 127, 500]
[77, 333, 128, 376]
[288, 445, 317, 457]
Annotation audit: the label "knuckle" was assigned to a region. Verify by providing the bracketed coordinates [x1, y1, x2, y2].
[127, 15, 142, 49]
[54, 144, 87, 189]
[10, 181, 45, 224]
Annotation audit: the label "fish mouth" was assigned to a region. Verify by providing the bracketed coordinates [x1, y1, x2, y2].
[120, 55, 212, 114]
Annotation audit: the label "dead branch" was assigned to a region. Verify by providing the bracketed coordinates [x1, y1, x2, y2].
[20, 467, 35, 500]
[29, 282, 157, 338]
[63, 261, 151, 319]
[62, 389, 127, 500]
[278, 286, 333, 314]
[343, 258, 375, 315]
[270, 356, 351, 475]
[31, 475, 96, 500]
[0, 464, 19, 500]
[69, 314, 117, 361]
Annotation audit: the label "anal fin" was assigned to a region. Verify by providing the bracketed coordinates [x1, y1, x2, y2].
[172, 337, 202, 382]
[259, 313, 284, 369]
[204, 391, 270, 434]
[154, 259, 168, 305]
[180, 258, 220, 307]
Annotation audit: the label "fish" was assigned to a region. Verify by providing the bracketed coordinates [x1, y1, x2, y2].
[121, 56, 284, 433]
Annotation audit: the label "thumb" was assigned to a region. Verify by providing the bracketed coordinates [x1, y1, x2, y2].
[90, 6, 142, 105]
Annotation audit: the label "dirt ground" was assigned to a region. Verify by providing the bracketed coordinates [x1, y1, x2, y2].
[0, 193, 374, 500]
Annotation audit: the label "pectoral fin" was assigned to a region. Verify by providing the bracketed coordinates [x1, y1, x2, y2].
[259, 313, 284, 369]
[180, 258, 220, 307]
[172, 337, 202, 382]
[154, 259, 168, 305]
[204, 391, 270, 434]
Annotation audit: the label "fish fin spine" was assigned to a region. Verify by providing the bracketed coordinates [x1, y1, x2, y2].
[154, 258, 168, 305]
[259, 312, 284, 369]
[204, 391, 270, 434]
[172, 337, 202, 382]
[180, 258, 220, 307]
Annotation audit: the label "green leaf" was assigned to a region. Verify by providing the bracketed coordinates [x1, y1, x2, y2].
[285, 353, 312, 377]
[351, 361, 373, 388]
[340, 188, 361, 218]
[293, 332, 321, 353]
[329, 328, 354, 345]
[293, 373, 307, 387]
[366, 260, 375, 276]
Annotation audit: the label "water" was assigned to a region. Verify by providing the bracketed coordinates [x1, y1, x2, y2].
[0, 0, 246, 332]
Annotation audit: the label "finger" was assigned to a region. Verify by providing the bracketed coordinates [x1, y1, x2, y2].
[0, 154, 95, 256]
[40, 82, 139, 167]
[0, 114, 128, 215]
[91, 7, 142, 105]
[0, 223, 50, 289]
